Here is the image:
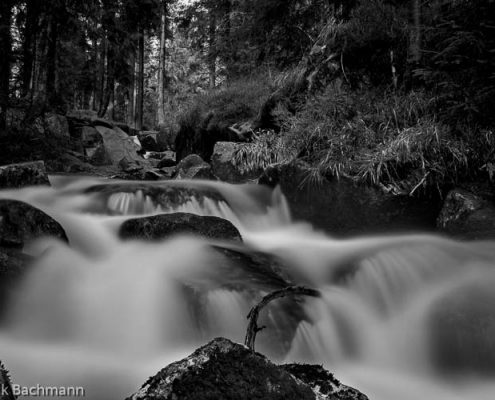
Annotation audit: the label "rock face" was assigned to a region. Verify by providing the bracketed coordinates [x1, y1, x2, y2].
[119, 213, 242, 242]
[259, 160, 440, 236]
[437, 189, 495, 239]
[125, 337, 368, 400]
[175, 154, 216, 180]
[0, 161, 50, 188]
[211, 142, 261, 183]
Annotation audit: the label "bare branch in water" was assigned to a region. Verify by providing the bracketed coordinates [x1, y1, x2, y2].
[244, 286, 321, 352]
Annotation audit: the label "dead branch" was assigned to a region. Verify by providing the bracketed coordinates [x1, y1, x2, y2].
[244, 286, 321, 352]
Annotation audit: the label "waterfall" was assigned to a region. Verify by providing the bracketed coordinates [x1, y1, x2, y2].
[1, 177, 495, 399]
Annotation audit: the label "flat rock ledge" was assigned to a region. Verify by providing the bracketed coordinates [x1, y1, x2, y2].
[126, 337, 368, 400]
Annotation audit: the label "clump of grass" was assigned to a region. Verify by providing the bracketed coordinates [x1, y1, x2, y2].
[232, 129, 296, 174]
[276, 85, 492, 196]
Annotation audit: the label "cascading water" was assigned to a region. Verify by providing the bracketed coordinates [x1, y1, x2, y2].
[1, 176, 495, 399]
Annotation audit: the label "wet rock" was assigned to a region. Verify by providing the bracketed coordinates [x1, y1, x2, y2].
[0, 199, 68, 248]
[175, 154, 216, 180]
[119, 213, 242, 242]
[0, 161, 50, 188]
[85, 183, 224, 214]
[211, 142, 261, 183]
[259, 160, 440, 236]
[125, 337, 368, 400]
[437, 189, 495, 239]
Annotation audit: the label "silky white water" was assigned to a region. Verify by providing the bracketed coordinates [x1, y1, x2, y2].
[1, 176, 495, 399]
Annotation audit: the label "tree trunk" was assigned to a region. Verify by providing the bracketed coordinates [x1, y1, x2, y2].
[45, 14, 59, 104]
[410, 0, 421, 65]
[135, 27, 145, 130]
[21, 0, 37, 98]
[208, 12, 216, 89]
[127, 49, 136, 128]
[157, 0, 167, 126]
[0, 0, 12, 130]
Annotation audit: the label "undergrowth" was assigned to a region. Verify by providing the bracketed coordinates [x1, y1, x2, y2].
[233, 85, 494, 196]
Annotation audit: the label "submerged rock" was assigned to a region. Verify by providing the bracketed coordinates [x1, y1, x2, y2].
[119, 213, 242, 242]
[211, 141, 260, 183]
[125, 337, 368, 400]
[437, 188, 495, 239]
[0, 161, 50, 188]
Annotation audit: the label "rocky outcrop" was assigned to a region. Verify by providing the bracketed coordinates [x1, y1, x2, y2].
[437, 188, 495, 239]
[125, 337, 368, 400]
[119, 213, 242, 242]
[211, 142, 261, 183]
[175, 154, 215, 180]
[0, 161, 50, 188]
[259, 160, 440, 236]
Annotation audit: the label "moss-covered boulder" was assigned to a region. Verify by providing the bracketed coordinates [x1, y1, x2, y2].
[119, 213, 242, 242]
[125, 338, 368, 400]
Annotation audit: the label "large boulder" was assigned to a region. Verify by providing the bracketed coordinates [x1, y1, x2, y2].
[119, 213, 242, 242]
[175, 154, 215, 180]
[125, 337, 368, 400]
[0, 199, 68, 248]
[157, 152, 177, 168]
[0, 161, 50, 188]
[94, 125, 144, 166]
[437, 189, 495, 239]
[211, 142, 261, 183]
[259, 160, 440, 236]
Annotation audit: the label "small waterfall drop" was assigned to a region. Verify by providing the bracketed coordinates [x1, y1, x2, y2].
[0, 176, 495, 399]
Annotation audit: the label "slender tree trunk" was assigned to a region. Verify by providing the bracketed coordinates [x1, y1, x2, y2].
[208, 13, 216, 89]
[0, 0, 12, 130]
[410, 0, 421, 65]
[157, 0, 167, 126]
[98, 34, 108, 113]
[135, 27, 144, 130]
[21, 0, 37, 98]
[127, 49, 136, 128]
[46, 15, 59, 104]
